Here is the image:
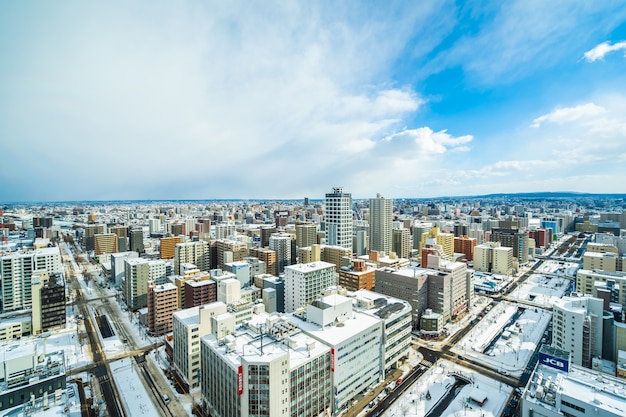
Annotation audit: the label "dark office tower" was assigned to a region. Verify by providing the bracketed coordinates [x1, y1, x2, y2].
[40, 275, 66, 331]
[33, 217, 54, 228]
[260, 225, 276, 248]
[170, 223, 184, 237]
[130, 228, 144, 254]
[453, 223, 468, 237]
[304, 197, 309, 206]
[274, 210, 289, 228]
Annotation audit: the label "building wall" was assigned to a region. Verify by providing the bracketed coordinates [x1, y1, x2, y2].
[369, 194, 393, 255]
[284, 262, 337, 313]
[325, 187, 353, 250]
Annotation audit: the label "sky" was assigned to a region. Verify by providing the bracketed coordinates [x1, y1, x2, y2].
[1, 1, 626, 202]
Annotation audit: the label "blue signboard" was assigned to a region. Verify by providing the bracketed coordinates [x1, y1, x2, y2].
[538, 352, 569, 373]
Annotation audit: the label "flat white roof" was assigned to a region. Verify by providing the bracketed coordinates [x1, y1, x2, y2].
[286, 309, 380, 346]
[526, 364, 626, 415]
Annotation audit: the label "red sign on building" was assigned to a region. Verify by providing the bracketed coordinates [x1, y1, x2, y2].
[330, 347, 335, 372]
[238, 365, 243, 395]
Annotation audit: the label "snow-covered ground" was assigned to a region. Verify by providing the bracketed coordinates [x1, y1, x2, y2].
[110, 358, 160, 417]
[453, 301, 551, 376]
[538, 260, 580, 277]
[415, 296, 492, 350]
[380, 360, 513, 417]
[508, 274, 571, 307]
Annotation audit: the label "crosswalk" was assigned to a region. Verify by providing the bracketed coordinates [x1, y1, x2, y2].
[420, 359, 433, 368]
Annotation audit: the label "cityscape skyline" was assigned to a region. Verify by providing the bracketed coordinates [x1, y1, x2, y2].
[1, 2, 626, 202]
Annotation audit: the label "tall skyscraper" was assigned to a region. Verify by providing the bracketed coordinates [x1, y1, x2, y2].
[369, 193, 393, 255]
[324, 187, 353, 251]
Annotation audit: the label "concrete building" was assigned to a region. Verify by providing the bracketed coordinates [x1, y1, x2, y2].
[338, 259, 375, 291]
[552, 295, 604, 368]
[175, 240, 211, 275]
[261, 276, 284, 313]
[269, 232, 293, 275]
[577, 270, 626, 311]
[0, 247, 62, 313]
[325, 187, 353, 250]
[584, 251, 624, 273]
[350, 289, 412, 374]
[420, 226, 454, 258]
[224, 261, 252, 288]
[249, 247, 276, 281]
[83, 223, 106, 251]
[374, 266, 429, 328]
[491, 228, 530, 264]
[147, 281, 178, 336]
[287, 294, 383, 414]
[183, 278, 217, 309]
[412, 223, 432, 251]
[295, 222, 317, 249]
[0, 312, 31, 341]
[284, 262, 337, 313]
[369, 193, 393, 255]
[110, 251, 138, 287]
[473, 242, 513, 275]
[392, 227, 411, 259]
[160, 236, 183, 259]
[521, 345, 626, 417]
[200, 313, 333, 417]
[454, 235, 477, 261]
[427, 257, 472, 321]
[31, 272, 65, 334]
[94, 233, 118, 255]
[0, 342, 66, 413]
[129, 227, 144, 254]
[173, 302, 228, 390]
[320, 245, 352, 273]
[123, 258, 167, 310]
[242, 257, 266, 279]
[216, 239, 248, 270]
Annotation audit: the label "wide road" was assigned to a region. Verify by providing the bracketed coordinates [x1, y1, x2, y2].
[64, 237, 186, 417]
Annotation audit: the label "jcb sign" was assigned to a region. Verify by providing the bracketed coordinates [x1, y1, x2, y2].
[539, 352, 569, 373]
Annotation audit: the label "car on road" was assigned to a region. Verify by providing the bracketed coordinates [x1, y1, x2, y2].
[162, 394, 170, 404]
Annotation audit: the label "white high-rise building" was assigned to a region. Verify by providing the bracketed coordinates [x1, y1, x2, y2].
[200, 313, 333, 417]
[552, 295, 604, 368]
[284, 262, 337, 313]
[287, 293, 384, 414]
[369, 193, 393, 255]
[123, 258, 167, 310]
[325, 187, 353, 250]
[0, 247, 62, 312]
[173, 302, 227, 389]
[269, 232, 292, 274]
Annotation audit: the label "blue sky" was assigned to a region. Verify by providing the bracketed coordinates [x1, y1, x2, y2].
[1, 1, 626, 202]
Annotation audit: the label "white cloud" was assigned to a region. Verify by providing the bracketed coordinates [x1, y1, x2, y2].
[531, 103, 605, 127]
[583, 41, 626, 62]
[378, 128, 473, 156]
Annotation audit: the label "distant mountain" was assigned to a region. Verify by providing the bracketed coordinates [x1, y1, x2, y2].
[470, 191, 626, 199]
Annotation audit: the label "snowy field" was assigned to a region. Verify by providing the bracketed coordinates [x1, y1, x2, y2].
[453, 301, 551, 376]
[381, 360, 513, 417]
[508, 274, 571, 307]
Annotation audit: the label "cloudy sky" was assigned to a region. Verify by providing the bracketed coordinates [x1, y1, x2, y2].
[2, 1, 626, 202]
